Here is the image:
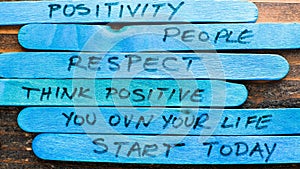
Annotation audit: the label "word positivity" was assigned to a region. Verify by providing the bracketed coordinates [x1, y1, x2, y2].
[0, 52, 289, 80]
[32, 134, 300, 164]
[0, 79, 247, 107]
[18, 108, 300, 135]
[0, 1, 258, 25]
[18, 23, 300, 51]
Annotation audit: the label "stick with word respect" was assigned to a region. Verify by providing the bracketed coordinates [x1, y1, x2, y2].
[0, 52, 289, 80]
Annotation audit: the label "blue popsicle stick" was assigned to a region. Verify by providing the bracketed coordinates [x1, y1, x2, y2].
[0, 1, 258, 25]
[18, 23, 300, 51]
[32, 134, 300, 164]
[18, 107, 300, 135]
[0, 52, 289, 80]
[0, 79, 247, 107]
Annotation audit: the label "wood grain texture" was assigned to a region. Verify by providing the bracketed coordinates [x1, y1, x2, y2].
[18, 107, 300, 135]
[0, 1, 300, 169]
[0, 79, 247, 107]
[0, 52, 289, 80]
[18, 23, 300, 51]
[32, 134, 300, 164]
[0, 0, 258, 25]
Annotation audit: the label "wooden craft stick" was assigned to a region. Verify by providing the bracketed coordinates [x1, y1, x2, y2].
[18, 107, 300, 135]
[32, 134, 300, 164]
[0, 52, 289, 80]
[18, 23, 300, 51]
[0, 1, 258, 25]
[0, 79, 247, 107]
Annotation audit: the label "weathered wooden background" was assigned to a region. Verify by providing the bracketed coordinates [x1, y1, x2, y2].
[0, 0, 299, 168]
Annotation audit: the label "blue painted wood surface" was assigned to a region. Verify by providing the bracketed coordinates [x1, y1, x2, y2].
[32, 134, 300, 164]
[0, 79, 247, 107]
[0, 52, 289, 80]
[0, 1, 258, 25]
[18, 23, 300, 51]
[18, 107, 300, 135]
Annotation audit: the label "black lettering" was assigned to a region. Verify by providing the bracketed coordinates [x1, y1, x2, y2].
[179, 88, 190, 101]
[127, 142, 141, 157]
[163, 143, 185, 158]
[78, 87, 92, 99]
[119, 5, 124, 18]
[162, 57, 178, 71]
[220, 145, 233, 156]
[108, 57, 120, 71]
[61, 87, 77, 99]
[48, 4, 61, 18]
[109, 114, 121, 126]
[74, 115, 84, 126]
[40, 87, 52, 101]
[68, 55, 87, 71]
[199, 31, 210, 42]
[152, 3, 166, 17]
[88, 56, 102, 71]
[142, 144, 158, 157]
[172, 117, 183, 128]
[193, 114, 210, 129]
[136, 115, 154, 129]
[86, 113, 96, 125]
[167, 2, 185, 20]
[238, 29, 254, 44]
[184, 115, 195, 127]
[106, 87, 118, 99]
[181, 30, 195, 42]
[245, 116, 257, 128]
[265, 143, 276, 162]
[235, 142, 249, 156]
[143, 57, 159, 72]
[221, 117, 234, 128]
[168, 89, 176, 100]
[127, 4, 141, 17]
[163, 27, 180, 42]
[119, 88, 130, 99]
[63, 4, 76, 17]
[190, 89, 204, 102]
[76, 4, 91, 16]
[93, 138, 108, 154]
[22, 86, 40, 99]
[141, 4, 149, 17]
[162, 115, 173, 129]
[157, 88, 169, 100]
[104, 2, 119, 17]
[62, 112, 74, 127]
[182, 57, 201, 71]
[215, 29, 230, 44]
[126, 54, 142, 72]
[132, 89, 145, 102]
[114, 142, 128, 157]
[124, 114, 133, 128]
[203, 142, 219, 157]
[249, 143, 264, 159]
[256, 115, 272, 130]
